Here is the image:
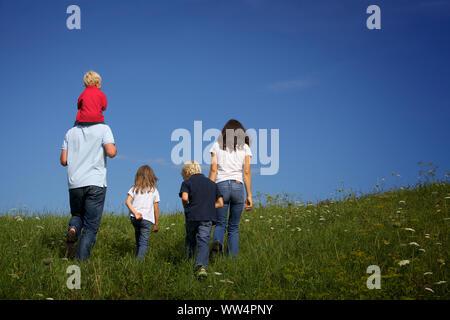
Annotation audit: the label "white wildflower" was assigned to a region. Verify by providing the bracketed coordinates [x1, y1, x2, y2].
[419, 249, 426, 252]
[435, 243, 442, 245]
[398, 260, 410, 266]
[259, 216, 263, 219]
[171, 223, 175, 226]
[409, 242, 420, 247]
[35, 216, 40, 220]
[403, 228, 415, 232]
[399, 200, 406, 204]
[214, 272, 222, 276]
[37, 225, 44, 230]
[9, 273, 19, 279]
[424, 287, 434, 293]
[244, 219, 250, 222]
[319, 217, 325, 221]
[434, 281, 446, 285]
[424, 272, 433, 276]
[46, 298, 54, 300]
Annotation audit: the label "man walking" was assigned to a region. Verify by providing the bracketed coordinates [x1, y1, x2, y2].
[60, 123, 117, 261]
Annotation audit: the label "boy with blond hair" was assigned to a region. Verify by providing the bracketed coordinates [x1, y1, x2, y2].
[179, 161, 223, 278]
[75, 71, 108, 125]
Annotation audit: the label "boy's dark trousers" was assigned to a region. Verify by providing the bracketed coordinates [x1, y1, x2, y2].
[185, 220, 213, 268]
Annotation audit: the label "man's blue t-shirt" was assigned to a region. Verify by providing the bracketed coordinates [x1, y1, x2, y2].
[62, 124, 115, 189]
[179, 173, 222, 222]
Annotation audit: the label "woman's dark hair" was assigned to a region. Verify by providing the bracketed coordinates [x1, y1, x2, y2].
[218, 119, 250, 151]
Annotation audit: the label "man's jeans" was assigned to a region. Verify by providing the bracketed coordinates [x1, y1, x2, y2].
[130, 216, 152, 260]
[68, 186, 106, 261]
[212, 180, 245, 258]
[185, 220, 213, 268]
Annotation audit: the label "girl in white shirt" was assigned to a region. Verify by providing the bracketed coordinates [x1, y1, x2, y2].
[209, 119, 253, 258]
[126, 165, 160, 260]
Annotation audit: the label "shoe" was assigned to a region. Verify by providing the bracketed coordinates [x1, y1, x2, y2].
[197, 267, 208, 279]
[210, 240, 222, 259]
[65, 228, 77, 258]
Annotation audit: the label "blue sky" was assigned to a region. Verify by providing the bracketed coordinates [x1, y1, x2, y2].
[0, 0, 449, 214]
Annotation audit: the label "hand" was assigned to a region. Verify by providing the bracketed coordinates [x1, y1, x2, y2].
[135, 212, 143, 220]
[245, 195, 253, 211]
[152, 223, 159, 233]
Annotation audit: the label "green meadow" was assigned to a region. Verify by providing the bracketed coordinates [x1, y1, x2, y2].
[0, 178, 448, 300]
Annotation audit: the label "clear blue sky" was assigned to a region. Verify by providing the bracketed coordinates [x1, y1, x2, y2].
[0, 0, 449, 214]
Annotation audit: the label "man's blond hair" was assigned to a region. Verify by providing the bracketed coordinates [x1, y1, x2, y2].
[83, 71, 102, 87]
[181, 161, 202, 180]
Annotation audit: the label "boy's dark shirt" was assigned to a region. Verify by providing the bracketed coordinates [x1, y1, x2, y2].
[179, 173, 222, 222]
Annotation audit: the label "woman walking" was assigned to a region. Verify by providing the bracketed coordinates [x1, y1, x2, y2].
[209, 119, 253, 258]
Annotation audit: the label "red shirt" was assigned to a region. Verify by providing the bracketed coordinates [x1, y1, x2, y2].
[76, 86, 107, 122]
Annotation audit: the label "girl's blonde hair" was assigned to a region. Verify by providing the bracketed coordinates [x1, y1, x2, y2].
[83, 70, 102, 87]
[181, 161, 201, 180]
[133, 165, 159, 194]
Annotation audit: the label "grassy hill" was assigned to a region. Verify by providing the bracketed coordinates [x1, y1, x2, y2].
[0, 181, 448, 300]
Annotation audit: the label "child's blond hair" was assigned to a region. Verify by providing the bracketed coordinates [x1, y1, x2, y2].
[181, 161, 202, 180]
[83, 70, 102, 87]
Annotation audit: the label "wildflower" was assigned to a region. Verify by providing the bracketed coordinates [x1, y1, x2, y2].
[165, 227, 170, 230]
[434, 281, 446, 285]
[9, 273, 19, 279]
[270, 227, 274, 230]
[219, 279, 234, 284]
[37, 225, 44, 230]
[445, 196, 450, 200]
[425, 234, 430, 238]
[244, 219, 250, 222]
[214, 272, 222, 276]
[171, 223, 175, 226]
[444, 218, 450, 220]
[46, 298, 54, 300]
[35, 216, 40, 220]
[399, 200, 406, 204]
[403, 228, 415, 232]
[424, 272, 433, 276]
[296, 227, 301, 232]
[383, 240, 390, 245]
[396, 211, 401, 214]
[15, 216, 23, 222]
[319, 217, 325, 221]
[259, 216, 263, 219]
[419, 249, 426, 252]
[409, 242, 420, 247]
[435, 243, 442, 245]
[424, 288, 434, 293]
[398, 260, 410, 266]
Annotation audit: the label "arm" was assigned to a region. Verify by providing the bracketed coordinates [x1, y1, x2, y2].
[153, 202, 159, 232]
[104, 143, 117, 158]
[209, 153, 218, 181]
[243, 155, 252, 211]
[181, 192, 189, 208]
[126, 195, 142, 219]
[215, 196, 223, 209]
[60, 149, 67, 167]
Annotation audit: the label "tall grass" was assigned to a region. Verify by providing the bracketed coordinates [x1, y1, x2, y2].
[0, 180, 448, 300]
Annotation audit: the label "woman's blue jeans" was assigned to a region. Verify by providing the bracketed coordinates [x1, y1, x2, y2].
[130, 216, 152, 260]
[212, 180, 245, 258]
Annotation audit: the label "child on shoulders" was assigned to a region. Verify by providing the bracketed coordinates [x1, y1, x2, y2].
[75, 70, 108, 126]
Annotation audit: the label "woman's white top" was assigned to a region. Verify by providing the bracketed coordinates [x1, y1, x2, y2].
[128, 187, 160, 223]
[209, 141, 252, 184]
